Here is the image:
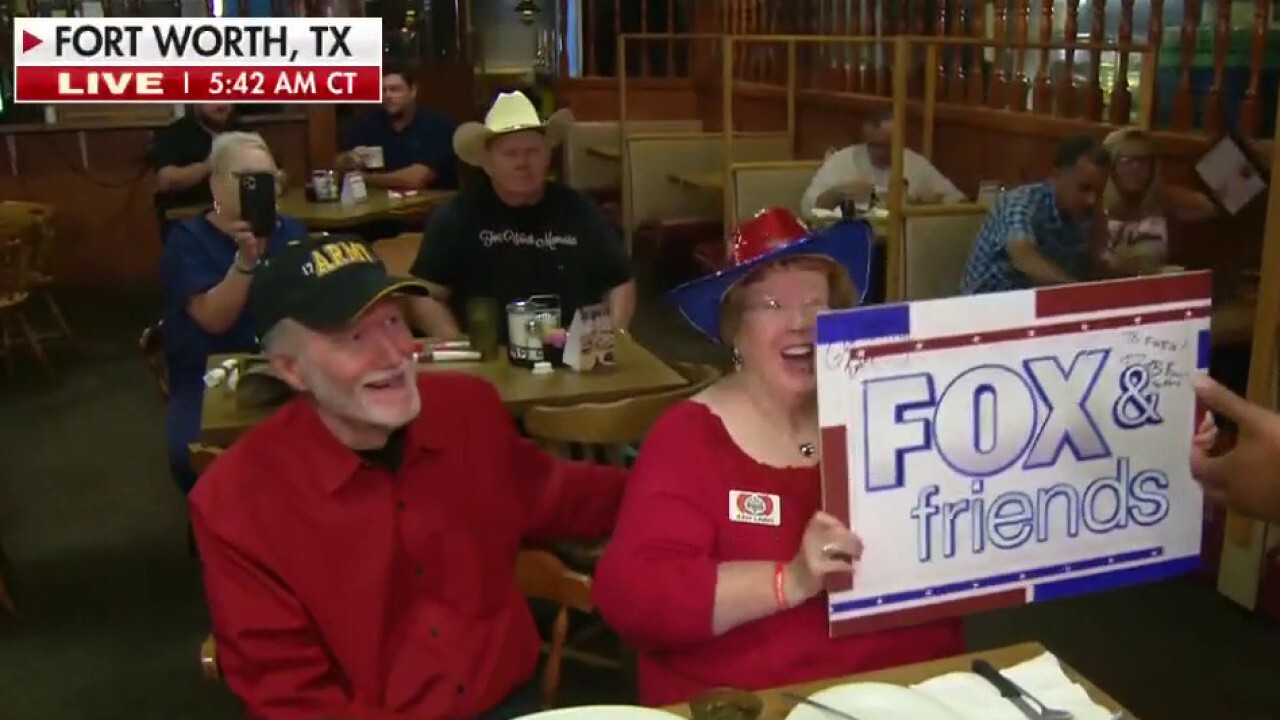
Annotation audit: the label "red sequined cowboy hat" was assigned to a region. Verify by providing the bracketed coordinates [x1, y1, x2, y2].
[668, 207, 874, 342]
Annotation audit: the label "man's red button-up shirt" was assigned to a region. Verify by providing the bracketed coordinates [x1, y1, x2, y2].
[190, 372, 627, 720]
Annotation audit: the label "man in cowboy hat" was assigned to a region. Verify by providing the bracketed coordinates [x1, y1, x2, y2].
[190, 235, 627, 720]
[336, 60, 458, 192]
[407, 91, 636, 339]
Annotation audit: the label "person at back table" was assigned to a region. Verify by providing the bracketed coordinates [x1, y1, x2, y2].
[190, 235, 626, 720]
[408, 91, 636, 339]
[160, 132, 307, 494]
[960, 135, 1112, 295]
[149, 103, 243, 237]
[1097, 127, 1219, 276]
[593, 208, 964, 706]
[800, 108, 965, 215]
[334, 60, 458, 192]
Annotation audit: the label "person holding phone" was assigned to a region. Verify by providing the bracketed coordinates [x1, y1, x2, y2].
[335, 61, 458, 193]
[159, 131, 307, 494]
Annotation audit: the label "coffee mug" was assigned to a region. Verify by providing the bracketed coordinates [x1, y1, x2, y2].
[360, 146, 385, 169]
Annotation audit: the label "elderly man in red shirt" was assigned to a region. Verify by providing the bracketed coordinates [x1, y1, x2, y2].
[190, 235, 627, 720]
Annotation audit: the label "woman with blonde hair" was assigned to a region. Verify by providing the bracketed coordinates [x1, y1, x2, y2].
[1098, 127, 1218, 275]
[593, 208, 964, 706]
[160, 131, 307, 493]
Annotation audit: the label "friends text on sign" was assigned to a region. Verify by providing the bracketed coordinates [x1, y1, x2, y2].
[861, 349, 1170, 561]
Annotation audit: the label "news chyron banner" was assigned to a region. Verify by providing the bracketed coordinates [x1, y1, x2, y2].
[12, 17, 383, 103]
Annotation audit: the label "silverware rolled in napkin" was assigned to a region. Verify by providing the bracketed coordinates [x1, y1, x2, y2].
[780, 692, 863, 720]
[971, 659, 1073, 720]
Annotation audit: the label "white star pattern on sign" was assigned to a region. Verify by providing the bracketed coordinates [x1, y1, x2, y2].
[1081, 323, 1090, 330]
[972, 582, 979, 588]
[915, 342, 924, 350]
[1134, 316, 1143, 324]
[1019, 573, 1026, 580]
[1064, 565, 1072, 571]
[925, 589, 933, 596]
[876, 598, 884, 605]
[1027, 329, 1036, 337]
[1107, 557, 1115, 564]
[856, 349, 866, 358]
[971, 335, 981, 343]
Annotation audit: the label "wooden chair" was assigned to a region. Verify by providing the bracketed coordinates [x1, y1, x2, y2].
[517, 549, 599, 709]
[139, 320, 169, 400]
[188, 443, 224, 476]
[0, 202, 71, 344]
[193, 444, 225, 681]
[201, 634, 219, 681]
[522, 373, 717, 467]
[0, 233, 51, 377]
[0, 537, 16, 617]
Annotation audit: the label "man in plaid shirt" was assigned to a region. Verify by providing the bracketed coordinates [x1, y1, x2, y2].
[960, 136, 1111, 294]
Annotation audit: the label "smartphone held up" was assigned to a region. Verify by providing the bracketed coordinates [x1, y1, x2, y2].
[237, 172, 277, 238]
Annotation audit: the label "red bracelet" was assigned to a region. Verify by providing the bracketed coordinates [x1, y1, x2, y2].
[773, 562, 789, 610]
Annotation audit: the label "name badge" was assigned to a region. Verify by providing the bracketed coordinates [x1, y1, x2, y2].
[728, 490, 781, 526]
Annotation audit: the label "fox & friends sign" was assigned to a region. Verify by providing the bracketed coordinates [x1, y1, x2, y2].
[815, 273, 1211, 637]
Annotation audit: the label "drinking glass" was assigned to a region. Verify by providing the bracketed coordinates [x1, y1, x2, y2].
[466, 297, 501, 360]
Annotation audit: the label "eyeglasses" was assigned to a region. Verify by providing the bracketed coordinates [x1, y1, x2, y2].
[742, 298, 829, 321]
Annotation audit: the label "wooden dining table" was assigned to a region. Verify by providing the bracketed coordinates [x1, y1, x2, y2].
[662, 641, 1136, 719]
[166, 186, 456, 229]
[199, 335, 688, 447]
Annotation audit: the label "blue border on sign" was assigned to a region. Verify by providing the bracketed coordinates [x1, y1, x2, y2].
[830, 547, 1197, 614]
[1197, 328, 1212, 370]
[816, 304, 911, 346]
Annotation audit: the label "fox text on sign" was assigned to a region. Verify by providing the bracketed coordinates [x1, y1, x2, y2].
[814, 274, 1213, 637]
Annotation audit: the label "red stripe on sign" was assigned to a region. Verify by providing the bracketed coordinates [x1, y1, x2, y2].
[1035, 272, 1212, 317]
[829, 589, 1026, 637]
[820, 425, 854, 594]
[853, 306, 1208, 361]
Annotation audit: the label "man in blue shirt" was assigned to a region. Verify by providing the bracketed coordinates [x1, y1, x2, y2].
[336, 61, 458, 192]
[960, 136, 1111, 294]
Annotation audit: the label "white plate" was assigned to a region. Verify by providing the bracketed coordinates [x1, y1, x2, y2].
[516, 707, 684, 720]
[785, 682, 965, 720]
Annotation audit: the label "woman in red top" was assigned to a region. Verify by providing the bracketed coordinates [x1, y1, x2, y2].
[593, 208, 964, 706]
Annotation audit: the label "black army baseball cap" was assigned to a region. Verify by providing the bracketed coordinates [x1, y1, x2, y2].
[249, 234, 430, 338]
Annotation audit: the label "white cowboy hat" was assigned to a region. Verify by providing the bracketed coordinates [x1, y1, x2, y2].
[453, 91, 574, 167]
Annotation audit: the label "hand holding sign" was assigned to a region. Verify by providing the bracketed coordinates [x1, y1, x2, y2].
[1190, 375, 1280, 524]
[786, 511, 860, 605]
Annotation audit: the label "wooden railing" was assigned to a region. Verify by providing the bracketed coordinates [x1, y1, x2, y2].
[563, 0, 1278, 138]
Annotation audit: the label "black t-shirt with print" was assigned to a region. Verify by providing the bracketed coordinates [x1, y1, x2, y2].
[410, 179, 633, 338]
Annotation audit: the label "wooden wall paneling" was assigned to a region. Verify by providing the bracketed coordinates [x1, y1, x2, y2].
[1218, 94, 1280, 610]
[306, 105, 337, 169]
[0, 117, 309, 290]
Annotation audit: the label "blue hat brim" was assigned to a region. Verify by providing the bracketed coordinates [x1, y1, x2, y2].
[667, 220, 875, 342]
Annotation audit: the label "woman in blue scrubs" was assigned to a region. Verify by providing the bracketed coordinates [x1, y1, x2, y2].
[160, 131, 307, 493]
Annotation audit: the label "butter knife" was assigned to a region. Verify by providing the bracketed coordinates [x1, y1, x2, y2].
[781, 692, 863, 720]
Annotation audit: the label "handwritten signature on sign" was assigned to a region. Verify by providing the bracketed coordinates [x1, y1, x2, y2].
[1122, 330, 1186, 354]
[1120, 352, 1186, 390]
[824, 336, 912, 378]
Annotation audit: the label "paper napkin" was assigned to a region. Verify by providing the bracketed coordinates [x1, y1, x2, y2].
[911, 653, 1114, 720]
